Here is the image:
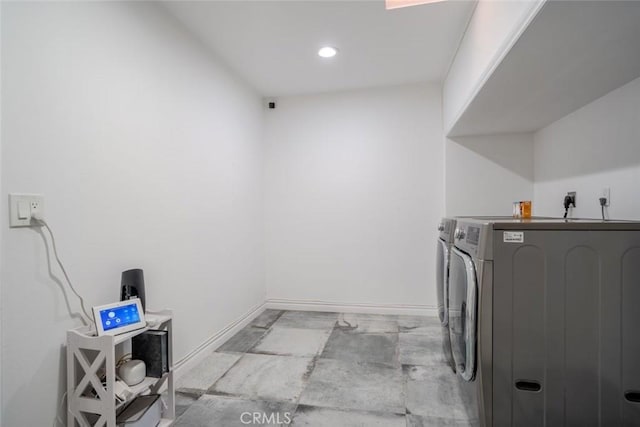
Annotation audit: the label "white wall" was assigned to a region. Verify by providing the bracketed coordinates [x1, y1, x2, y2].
[445, 134, 534, 217]
[443, 0, 544, 134]
[264, 84, 443, 311]
[0, 1, 3, 416]
[1, 3, 264, 426]
[534, 76, 640, 220]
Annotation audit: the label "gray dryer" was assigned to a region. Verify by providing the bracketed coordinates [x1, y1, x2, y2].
[450, 218, 640, 426]
[436, 217, 457, 373]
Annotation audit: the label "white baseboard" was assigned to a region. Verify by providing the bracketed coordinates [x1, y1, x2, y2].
[173, 301, 266, 377]
[265, 298, 437, 317]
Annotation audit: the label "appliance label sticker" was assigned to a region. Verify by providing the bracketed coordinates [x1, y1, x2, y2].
[503, 231, 524, 243]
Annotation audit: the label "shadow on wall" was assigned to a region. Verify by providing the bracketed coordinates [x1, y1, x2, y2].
[36, 228, 88, 326]
[533, 75, 640, 182]
[448, 133, 534, 182]
[6, 345, 67, 426]
[534, 123, 640, 182]
[54, 345, 66, 426]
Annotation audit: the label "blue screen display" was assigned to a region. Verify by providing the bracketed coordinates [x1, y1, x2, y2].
[99, 303, 141, 331]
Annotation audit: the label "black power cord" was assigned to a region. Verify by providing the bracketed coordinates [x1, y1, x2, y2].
[563, 195, 575, 219]
[599, 197, 607, 221]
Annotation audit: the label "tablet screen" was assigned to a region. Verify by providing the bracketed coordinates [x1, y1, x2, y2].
[98, 302, 141, 332]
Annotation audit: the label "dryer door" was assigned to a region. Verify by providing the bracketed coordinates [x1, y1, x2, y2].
[449, 246, 478, 381]
[436, 238, 450, 326]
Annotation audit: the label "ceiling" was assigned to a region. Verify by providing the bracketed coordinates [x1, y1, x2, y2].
[163, 0, 476, 97]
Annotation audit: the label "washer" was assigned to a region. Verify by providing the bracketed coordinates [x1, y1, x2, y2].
[436, 217, 457, 373]
[450, 217, 640, 426]
[437, 216, 527, 376]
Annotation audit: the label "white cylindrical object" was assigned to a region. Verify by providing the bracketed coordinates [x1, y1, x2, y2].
[118, 359, 146, 386]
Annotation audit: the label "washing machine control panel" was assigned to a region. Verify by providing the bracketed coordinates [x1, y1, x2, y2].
[439, 218, 457, 243]
[466, 226, 480, 245]
[453, 221, 491, 260]
[455, 226, 480, 244]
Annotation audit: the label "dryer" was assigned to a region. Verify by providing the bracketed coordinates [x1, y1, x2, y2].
[438, 216, 528, 377]
[436, 217, 457, 373]
[450, 218, 640, 426]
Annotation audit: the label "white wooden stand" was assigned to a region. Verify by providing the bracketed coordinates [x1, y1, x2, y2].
[66, 310, 174, 426]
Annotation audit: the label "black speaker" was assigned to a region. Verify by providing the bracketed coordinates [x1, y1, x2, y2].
[121, 268, 146, 312]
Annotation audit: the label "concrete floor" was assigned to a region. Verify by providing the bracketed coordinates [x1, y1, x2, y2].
[173, 310, 473, 426]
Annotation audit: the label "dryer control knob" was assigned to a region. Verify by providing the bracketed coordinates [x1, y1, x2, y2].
[437, 224, 444, 231]
[455, 228, 466, 240]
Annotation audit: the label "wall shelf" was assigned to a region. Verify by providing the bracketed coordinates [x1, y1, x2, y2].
[448, 1, 640, 137]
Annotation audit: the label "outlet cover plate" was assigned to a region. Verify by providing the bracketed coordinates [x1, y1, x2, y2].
[9, 194, 44, 227]
[602, 187, 610, 207]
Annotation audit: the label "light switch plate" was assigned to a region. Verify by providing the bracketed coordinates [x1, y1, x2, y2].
[9, 194, 44, 227]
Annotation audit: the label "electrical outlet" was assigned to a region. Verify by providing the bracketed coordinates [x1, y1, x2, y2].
[602, 187, 610, 206]
[568, 191, 577, 207]
[9, 194, 44, 227]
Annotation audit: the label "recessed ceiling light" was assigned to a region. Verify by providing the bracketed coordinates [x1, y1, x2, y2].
[318, 46, 338, 58]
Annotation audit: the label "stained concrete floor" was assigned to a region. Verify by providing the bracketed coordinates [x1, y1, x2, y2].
[173, 310, 474, 426]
